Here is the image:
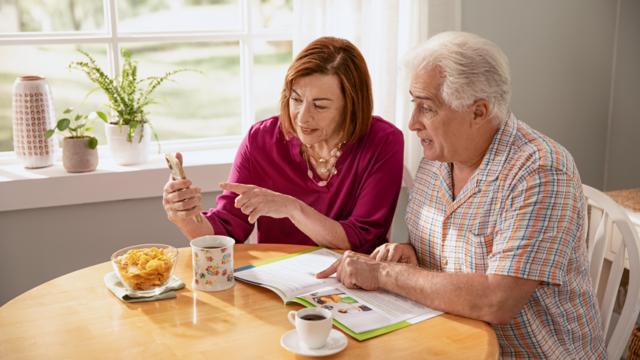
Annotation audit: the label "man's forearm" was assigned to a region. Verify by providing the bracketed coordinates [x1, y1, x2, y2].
[378, 263, 537, 324]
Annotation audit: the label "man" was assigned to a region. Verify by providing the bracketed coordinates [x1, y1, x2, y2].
[317, 31, 606, 358]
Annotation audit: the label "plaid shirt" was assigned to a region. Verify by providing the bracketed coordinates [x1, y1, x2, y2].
[406, 114, 606, 359]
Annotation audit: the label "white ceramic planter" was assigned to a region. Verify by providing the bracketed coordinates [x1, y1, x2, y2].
[105, 123, 151, 165]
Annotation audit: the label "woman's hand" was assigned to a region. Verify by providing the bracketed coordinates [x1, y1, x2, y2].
[163, 177, 203, 224]
[220, 182, 301, 224]
[370, 243, 418, 265]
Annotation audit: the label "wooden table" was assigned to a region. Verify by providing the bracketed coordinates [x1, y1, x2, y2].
[0, 244, 498, 359]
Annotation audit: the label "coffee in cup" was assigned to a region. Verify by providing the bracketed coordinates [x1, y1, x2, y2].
[190, 235, 235, 291]
[288, 308, 333, 349]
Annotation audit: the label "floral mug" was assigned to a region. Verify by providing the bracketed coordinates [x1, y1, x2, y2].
[190, 235, 235, 291]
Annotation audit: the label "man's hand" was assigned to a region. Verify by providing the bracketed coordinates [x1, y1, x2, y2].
[370, 243, 418, 265]
[316, 251, 382, 290]
[220, 182, 300, 224]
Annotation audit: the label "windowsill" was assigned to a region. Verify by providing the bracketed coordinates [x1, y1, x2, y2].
[0, 147, 235, 212]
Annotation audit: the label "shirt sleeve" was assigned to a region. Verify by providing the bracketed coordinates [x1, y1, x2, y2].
[487, 168, 584, 286]
[202, 129, 255, 243]
[338, 129, 404, 254]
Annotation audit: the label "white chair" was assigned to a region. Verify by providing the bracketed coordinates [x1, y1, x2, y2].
[583, 184, 640, 359]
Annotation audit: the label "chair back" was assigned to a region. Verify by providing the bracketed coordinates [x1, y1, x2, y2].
[583, 184, 640, 359]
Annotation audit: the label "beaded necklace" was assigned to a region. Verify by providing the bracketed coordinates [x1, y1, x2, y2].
[301, 142, 345, 187]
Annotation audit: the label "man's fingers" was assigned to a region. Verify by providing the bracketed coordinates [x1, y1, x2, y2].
[316, 260, 339, 278]
[387, 247, 401, 262]
[370, 247, 381, 260]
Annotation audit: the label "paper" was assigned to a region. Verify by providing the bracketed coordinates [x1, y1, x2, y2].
[235, 248, 442, 340]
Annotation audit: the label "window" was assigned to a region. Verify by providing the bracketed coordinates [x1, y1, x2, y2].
[0, 0, 293, 152]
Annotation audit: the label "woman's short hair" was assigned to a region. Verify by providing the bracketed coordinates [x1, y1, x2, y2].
[406, 31, 511, 122]
[279, 36, 373, 143]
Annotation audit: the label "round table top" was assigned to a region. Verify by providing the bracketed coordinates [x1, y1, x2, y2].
[0, 244, 498, 359]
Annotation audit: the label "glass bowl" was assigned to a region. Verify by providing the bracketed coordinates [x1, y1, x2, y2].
[111, 244, 179, 296]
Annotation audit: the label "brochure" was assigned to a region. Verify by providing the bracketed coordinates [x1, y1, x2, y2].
[234, 247, 442, 341]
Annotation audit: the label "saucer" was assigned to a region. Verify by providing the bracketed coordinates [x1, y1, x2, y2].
[280, 329, 347, 357]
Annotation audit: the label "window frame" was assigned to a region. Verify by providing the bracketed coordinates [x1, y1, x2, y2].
[0, 0, 293, 154]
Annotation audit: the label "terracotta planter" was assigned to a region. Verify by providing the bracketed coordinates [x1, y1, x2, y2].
[105, 123, 151, 165]
[62, 137, 98, 173]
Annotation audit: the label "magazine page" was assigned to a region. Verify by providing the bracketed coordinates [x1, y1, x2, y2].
[234, 248, 341, 301]
[297, 286, 442, 334]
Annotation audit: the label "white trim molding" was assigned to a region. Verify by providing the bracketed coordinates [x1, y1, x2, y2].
[0, 148, 234, 212]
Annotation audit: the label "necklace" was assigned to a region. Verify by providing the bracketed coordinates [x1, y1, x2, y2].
[302, 142, 345, 187]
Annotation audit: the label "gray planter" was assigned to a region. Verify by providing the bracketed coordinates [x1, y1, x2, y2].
[62, 137, 98, 173]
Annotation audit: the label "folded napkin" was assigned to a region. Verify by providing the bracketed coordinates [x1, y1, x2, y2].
[104, 272, 185, 303]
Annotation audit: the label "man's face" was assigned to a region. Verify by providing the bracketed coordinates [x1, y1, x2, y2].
[408, 66, 476, 163]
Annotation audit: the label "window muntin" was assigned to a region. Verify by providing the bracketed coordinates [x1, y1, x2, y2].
[0, 0, 292, 152]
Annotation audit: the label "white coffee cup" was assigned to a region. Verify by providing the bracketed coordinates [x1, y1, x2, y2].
[190, 235, 235, 291]
[288, 308, 333, 349]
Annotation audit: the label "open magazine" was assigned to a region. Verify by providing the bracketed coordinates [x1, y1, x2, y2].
[234, 247, 442, 341]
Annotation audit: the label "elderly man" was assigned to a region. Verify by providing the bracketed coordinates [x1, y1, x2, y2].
[318, 31, 606, 358]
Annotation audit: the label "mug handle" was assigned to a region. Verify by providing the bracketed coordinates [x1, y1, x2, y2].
[287, 311, 297, 326]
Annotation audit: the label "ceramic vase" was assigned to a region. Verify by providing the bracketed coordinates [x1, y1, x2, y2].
[105, 123, 151, 165]
[62, 137, 98, 173]
[12, 75, 56, 168]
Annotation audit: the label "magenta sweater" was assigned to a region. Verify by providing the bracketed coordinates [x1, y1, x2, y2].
[203, 115, 403, 254]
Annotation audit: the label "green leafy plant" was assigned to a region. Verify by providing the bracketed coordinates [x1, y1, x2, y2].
[68, 48, 188, 143]
[45, 107, 107, 149]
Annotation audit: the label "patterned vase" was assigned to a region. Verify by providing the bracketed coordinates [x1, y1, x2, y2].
[12, 75, 56, 168]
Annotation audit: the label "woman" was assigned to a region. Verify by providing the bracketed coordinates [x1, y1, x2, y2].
[162, 36, 403, 254]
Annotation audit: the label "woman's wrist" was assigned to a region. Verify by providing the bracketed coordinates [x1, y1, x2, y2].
[287, 195, 305, 223]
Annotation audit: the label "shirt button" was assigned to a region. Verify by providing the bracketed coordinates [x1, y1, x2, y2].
[442, 257, 448, 268]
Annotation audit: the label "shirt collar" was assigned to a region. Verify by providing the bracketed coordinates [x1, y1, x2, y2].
[474, 112, 518, 183]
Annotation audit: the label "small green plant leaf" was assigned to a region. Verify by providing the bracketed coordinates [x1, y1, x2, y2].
[85, 127, 92, 132]
[45, 129, 55, 139]
[87, 137, 98, 149]
[57, 118, 70, 131]
[74, 114, 82, 121]
[63, 107, 73, 114]
[129, 120, 139, 130]
[96, 111, 108, 123]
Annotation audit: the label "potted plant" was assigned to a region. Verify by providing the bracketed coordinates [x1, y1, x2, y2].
[45, 107, 106, 173]
[68, 49, 186, 165]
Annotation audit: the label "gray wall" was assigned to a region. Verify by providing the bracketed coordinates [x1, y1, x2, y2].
[461, 0, 617, 189]
[606, 0, 640, 190]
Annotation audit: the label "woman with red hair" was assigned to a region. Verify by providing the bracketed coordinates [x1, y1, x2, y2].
[163, 37, 403, 254]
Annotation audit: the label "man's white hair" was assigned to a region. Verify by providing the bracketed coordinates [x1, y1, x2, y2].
[407, 31, 511, 122]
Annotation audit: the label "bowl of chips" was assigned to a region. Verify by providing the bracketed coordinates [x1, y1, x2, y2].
[111, 244, 178, 296]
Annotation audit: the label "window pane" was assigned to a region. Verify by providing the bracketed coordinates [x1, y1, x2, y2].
[250, 0, 293, 32]
[0, 45, 109, 152]
[118, 0, 241, 33]
[124, 41, 242, 140]
[253, 40, 292, 121]
[0, 0, 104, 33]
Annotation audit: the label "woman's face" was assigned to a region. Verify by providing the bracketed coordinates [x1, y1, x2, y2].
[289, 74, 345, 146]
